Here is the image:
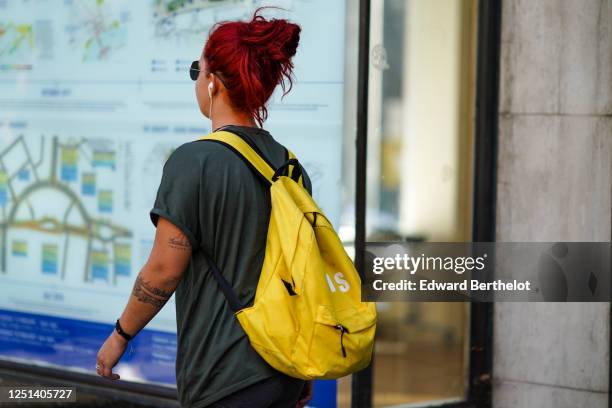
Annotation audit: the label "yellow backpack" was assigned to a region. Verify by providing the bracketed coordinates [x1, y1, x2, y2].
[200, 130, 377, 380]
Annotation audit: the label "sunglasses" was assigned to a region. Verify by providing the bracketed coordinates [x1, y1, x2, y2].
[190, 60, 201, 81]
[190, 61, 231, 89]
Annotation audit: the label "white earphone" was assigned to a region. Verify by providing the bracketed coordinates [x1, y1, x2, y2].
[208, 79, 214, 120]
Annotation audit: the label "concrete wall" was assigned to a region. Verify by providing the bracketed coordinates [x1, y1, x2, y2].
[494, 0, 611, 407]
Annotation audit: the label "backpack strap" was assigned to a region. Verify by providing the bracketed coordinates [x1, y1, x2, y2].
[198, 131, 269, 313]
[200, 130, 304, 187]
[201, 131, 275, 184]
[286, 149, 303, 185]
[198, 130, 303, 313]
[203, 253, 243, 313]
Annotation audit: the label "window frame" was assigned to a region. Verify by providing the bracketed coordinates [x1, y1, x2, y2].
[351, 0, 501, 407]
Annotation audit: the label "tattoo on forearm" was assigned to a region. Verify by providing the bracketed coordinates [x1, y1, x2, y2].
[168, 234, 191, 251]
[132, 275, 172, 308]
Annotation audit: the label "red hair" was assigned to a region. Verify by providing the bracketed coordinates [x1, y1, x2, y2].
[203, 8, 301, 127]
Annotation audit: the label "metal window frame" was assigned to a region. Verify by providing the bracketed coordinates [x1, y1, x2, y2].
[351, 0, 501, 407]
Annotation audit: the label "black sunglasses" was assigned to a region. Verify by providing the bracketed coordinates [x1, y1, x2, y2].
[190, 61, 231, 89]
[190, 60, 201, 81]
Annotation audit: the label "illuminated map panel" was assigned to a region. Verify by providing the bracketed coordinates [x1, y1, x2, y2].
[0, 0, 346, 397]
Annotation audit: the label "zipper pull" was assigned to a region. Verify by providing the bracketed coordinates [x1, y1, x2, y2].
[335, 324, 348, 358]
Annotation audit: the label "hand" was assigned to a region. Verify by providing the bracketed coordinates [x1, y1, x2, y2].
[96, 330, 128, 380]
[296, 380, 313, 408]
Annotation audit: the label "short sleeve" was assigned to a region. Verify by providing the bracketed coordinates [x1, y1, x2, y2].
[150, 144, 201, 249]
[301, 165, 313, 196]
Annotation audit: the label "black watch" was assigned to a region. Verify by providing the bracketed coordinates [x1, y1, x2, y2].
[115, 319, 134, 342]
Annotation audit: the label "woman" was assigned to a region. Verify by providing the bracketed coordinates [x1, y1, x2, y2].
[96, 9, 313, 408]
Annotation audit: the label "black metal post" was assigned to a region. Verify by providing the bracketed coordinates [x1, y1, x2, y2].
[467, 0, 502, 407]
[352, 0, 372, 407]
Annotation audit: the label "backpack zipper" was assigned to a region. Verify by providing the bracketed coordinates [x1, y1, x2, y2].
[335, 324, 348, 357]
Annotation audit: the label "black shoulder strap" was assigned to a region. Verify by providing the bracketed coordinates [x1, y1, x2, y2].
[203, 252, 243, 313]
[198, 127, 302, 313]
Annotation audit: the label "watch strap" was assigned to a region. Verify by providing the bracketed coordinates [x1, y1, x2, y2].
[115, 319, 134, 341]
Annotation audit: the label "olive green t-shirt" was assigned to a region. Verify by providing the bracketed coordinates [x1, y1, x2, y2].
[150, 125, 312, 408]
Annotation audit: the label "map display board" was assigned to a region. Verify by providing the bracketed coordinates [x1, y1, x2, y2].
[0, 0, 346, 398]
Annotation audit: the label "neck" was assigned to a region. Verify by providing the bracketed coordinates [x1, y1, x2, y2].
[211, 109, 258, 132]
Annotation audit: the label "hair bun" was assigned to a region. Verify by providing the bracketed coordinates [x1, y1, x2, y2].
[279, 21, 300, 59]
[240, 11, 301, 63]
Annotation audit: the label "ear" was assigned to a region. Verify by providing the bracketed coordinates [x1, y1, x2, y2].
[209, 72, 225, 94]
[209, 73, 220, 97]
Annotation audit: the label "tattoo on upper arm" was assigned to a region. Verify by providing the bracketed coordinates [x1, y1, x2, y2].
[168, 234, 192, 251]
[132, 275, 172, 308]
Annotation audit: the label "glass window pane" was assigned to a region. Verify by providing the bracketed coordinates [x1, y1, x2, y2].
[366, 0, 478, 405]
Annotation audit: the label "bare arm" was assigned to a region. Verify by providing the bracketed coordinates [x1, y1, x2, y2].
[96, 216, 192, 379]
[118, 217, 192, 335]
